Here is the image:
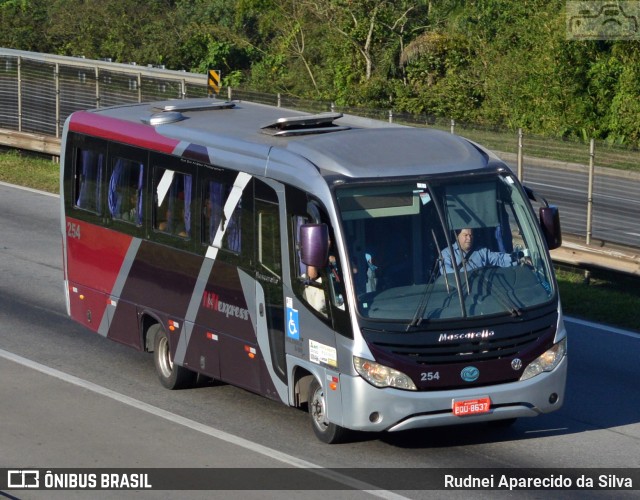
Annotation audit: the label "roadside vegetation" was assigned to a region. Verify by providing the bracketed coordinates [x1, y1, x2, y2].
[0, 150, 59, 192]
[555, 267, 640, 332]
[3, 1, 640, 150]
[2, 150, 637, 333]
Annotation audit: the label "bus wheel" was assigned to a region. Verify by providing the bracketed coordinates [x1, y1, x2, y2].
[308, 378, 349, 444]
[152, 325, 196, 390]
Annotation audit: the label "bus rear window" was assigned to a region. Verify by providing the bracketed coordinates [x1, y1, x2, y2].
[74, 148, 104, 215]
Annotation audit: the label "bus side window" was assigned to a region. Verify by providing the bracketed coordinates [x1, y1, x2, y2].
[109, 157, 144, 226]
[74, 148, 104, 214]
[257, 201, 281, 278]
[296, 216, 328, 318]
[294, 216, 347, 318]
[202, 180, 242, 252]
[154, 168, 192, 239]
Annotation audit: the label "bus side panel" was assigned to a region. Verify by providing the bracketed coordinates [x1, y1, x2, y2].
[195, 260, 261, 393]
[196, 262, 255, 342]
[178, 259, 284, 400]
[218, 335, 262, 393]
[181, 323, 221, 380]
[103, 300, 141, 350]
[107, 241, 201, 349]
[118, 241, 201, 318]
[65, 217, 134, 335]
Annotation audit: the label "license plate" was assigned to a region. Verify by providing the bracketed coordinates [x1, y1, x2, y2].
[452, 396, 491, 416]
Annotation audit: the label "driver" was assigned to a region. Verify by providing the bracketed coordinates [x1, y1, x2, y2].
[441, 228, 520, 274]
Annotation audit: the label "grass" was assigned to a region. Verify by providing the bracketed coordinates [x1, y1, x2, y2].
[556, 267, 640, 332]
[2, 150, 638, 333]
[0, 150, 60, 193]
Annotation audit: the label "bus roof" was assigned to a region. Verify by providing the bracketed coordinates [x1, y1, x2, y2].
[74, 98, 505, 180]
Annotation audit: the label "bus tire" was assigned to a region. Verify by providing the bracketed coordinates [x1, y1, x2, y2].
[152, 325, 197, 390]
[308, 378, 349, 444]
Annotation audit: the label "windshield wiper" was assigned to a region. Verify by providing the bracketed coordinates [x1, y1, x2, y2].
[406, 258, 441, 330]
[406, 230, 448, 330]
[473, 268, 523, 317]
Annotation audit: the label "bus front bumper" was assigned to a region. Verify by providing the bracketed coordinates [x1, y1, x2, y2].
[337, 355, 567, 433]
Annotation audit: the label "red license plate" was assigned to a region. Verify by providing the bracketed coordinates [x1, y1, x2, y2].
[452, 397, 491, 416]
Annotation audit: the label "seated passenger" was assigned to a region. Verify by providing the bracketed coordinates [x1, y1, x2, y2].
[441, 228, 515, 274]
[158, 201, 188, 237]
[303, 270, 327, 315]
[303, 239, 345, 314]
[121, 190, 139, 223]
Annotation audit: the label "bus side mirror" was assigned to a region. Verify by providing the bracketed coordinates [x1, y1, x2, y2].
[300, 223, 329, 268]
[540, 206, 562, 250]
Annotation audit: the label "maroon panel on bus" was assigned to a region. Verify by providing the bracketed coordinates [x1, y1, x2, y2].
[196, 263, 254, 342]
[118, 241, 202, 317]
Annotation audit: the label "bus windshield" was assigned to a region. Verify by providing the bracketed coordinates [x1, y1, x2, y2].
[336, 174, 555, 324]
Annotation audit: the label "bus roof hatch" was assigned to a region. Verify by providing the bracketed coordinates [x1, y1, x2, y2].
[260, 112, 349, 137]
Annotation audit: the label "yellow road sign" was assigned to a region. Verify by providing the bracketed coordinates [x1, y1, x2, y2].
[208, 69, 221, 94]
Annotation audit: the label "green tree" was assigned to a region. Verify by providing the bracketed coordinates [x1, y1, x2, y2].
[238, 0, 324, 95]
[2, 0, 640, 145]
[46, 0, 177, 65]
[174, 0, 256, 77]
[0, 0, 50, 52]
[606, 44, 640, 145]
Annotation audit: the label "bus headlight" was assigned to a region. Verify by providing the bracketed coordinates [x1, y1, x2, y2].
[353, 356, 417, 390]
[520, 338, 567, 381]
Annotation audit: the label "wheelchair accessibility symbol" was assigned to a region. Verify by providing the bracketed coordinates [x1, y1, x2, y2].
[287, 304, 300, 340]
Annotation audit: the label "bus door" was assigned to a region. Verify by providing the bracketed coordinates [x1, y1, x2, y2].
[253, 180, 288, 401]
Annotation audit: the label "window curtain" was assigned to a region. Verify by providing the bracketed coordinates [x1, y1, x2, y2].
[208, 181, 241, 252]
[135, 163, 144, 226]
[226, 194, 242, 252]
[76, 150, 103, 213]
[183, 174, 192, 237]
[208, 181, 224, 244]
[108, 159, 123, 217]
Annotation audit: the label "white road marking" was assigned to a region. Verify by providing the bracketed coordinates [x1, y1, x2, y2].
[0, 348, 408, 500]
[565, 316, 640, 339]
[0, 180, 59, 197]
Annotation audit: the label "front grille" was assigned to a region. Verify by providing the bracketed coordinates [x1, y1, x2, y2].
[367, 325, 553, 365]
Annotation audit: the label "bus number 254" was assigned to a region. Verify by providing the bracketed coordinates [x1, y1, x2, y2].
[421, 371, 440, 381]
[67, 222, 81, 240]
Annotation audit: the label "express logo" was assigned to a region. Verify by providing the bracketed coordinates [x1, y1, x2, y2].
[202, 291, 249, 320]
[461, 366, 480, 382]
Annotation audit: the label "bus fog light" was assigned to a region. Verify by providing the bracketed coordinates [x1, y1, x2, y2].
[353, 356, 417, 390]
[369, 412, 381, 423]
[520, 338, 566, 381]
[549, 393, 558, 404]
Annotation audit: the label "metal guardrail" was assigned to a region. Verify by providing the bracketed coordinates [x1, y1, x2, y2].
[1, 48, 639, 276]
[0, 48, 209, 138]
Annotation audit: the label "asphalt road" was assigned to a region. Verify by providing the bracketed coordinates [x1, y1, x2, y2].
[511, 156, 640, 248]
[1, 183, 639, 499]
